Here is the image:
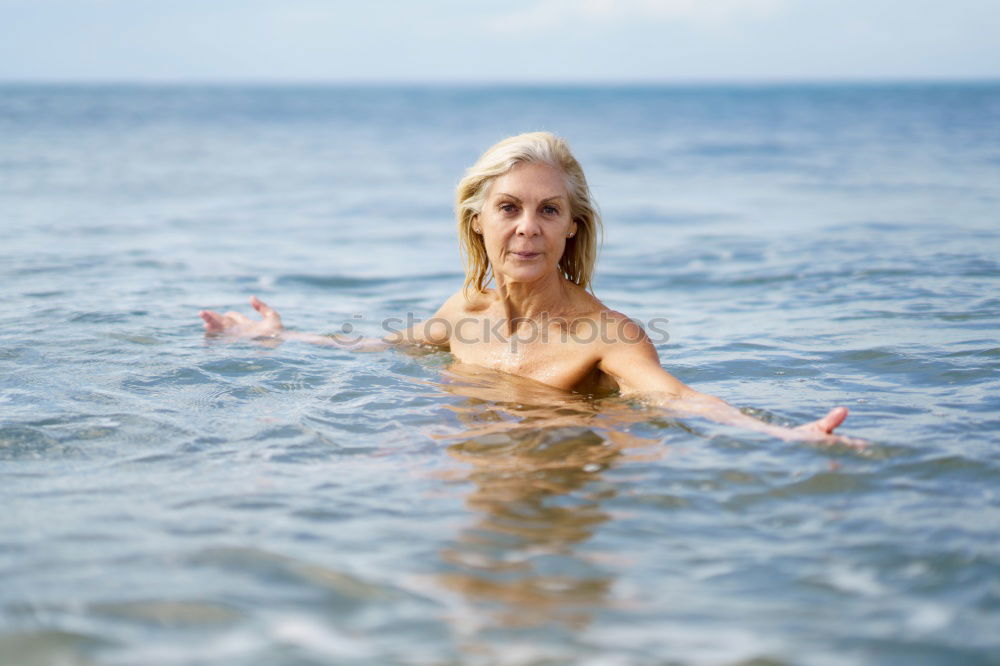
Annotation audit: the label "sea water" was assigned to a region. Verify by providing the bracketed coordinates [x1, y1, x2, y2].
[1, 83, 998, 665]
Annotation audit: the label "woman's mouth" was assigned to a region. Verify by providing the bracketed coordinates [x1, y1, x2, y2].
[511, 251, 540, 259]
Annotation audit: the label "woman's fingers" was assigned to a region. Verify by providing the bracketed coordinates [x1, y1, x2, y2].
[200, 309, 251, 333]
[814, 406, 848, 434]
[200, 310, 228, 332]
[222, 311, 250, 325]
[792, 406, 867, 448]
[250, 295, 281, 325]
[200, 298, 282, 338]
[795, 406, 848, 434]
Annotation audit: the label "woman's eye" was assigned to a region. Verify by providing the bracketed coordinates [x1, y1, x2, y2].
[542, 205, 559, 215]
[499, 203, 517, 213]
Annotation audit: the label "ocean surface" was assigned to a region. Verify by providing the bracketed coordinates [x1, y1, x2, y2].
[1, 83, 998, 666]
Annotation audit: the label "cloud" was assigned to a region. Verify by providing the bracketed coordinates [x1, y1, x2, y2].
[490, 0, 785, 31]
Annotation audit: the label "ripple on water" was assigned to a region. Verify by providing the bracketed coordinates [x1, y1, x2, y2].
[67, 311, 135, 324]
[87, 599, 245, 628]
[722, 470, 878, 514]
[0, 424, 73, 461]
[247, 424, 342, 462]
[185, 546, 406, 609]
[121, 365, 213, 392]
[829, 346, 997, 388]
[26, 413, 195, 453]
[0, 629, 112, 666]
[198, 356, 289, 378]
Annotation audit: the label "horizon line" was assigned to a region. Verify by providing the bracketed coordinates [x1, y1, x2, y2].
[1, 75, 998, 88]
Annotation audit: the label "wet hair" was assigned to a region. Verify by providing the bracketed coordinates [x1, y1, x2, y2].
[455, 131, 602, 299]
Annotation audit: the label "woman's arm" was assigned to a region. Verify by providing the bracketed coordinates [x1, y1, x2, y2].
[381, 290, 466, 349]
[597, 317, 864, 447]
[200, 296, 389, 350]
[200, 294, 460, 352]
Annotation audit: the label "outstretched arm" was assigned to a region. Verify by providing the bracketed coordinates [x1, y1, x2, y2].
[598, 319, 865, 447]
[200, 296, 389, 351]
[199, 295, 460, 352]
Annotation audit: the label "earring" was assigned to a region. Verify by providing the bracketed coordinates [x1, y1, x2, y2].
[474, 227, 482, 234]
[567, 233, 575, 238]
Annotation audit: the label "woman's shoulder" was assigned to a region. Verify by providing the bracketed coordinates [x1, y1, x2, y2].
[563, 284, 624, 322]
[434, 287, 494, 319]
[568, 290, 650, 346]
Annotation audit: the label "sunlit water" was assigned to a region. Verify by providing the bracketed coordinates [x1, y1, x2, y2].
[1, 83, 998, 666]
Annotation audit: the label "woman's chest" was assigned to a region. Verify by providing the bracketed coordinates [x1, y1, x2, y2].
[448, 323, 602, 391]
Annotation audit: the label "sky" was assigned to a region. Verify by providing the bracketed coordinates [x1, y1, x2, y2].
[1, 0, 998, 83]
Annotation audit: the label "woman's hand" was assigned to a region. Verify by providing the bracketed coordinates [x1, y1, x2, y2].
[200, 296, 283, 339]
[791, 406, 866, 448]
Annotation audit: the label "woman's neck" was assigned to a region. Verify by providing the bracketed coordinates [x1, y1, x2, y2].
[494, 270, 574, 327]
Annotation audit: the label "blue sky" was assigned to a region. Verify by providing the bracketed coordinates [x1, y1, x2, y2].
[1, 0, 997, 82]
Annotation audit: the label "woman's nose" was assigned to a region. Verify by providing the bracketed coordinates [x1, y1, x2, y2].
[515, 211, 541, 236]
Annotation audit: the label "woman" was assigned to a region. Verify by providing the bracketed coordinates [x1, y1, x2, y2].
[201, 132, 861, 445]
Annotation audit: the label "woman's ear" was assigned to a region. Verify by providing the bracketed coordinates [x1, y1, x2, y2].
[567, 220, 578, 239]
[471, 213, 481, 235]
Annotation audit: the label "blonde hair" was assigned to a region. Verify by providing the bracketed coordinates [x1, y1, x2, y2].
[455, 132, 602, 299]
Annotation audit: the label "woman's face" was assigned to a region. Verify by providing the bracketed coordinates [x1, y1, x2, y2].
[476, 161, 578, 287]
